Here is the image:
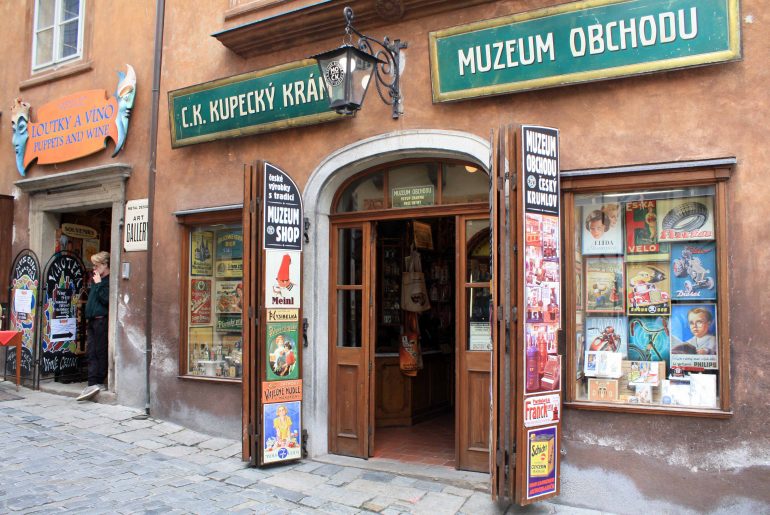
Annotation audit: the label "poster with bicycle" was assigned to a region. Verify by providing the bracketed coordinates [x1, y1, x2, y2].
[670, 242, 717, 301]
[670, 303, 718, 369]
[624, 199, 670, 261]
[627, 316, 671, 372]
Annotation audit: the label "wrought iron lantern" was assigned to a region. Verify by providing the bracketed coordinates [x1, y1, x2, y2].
[311, 7, 407, 118]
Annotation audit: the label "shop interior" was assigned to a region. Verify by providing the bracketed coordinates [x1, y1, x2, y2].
[49, 208, 112, 384]
[372, 218, 456, 467]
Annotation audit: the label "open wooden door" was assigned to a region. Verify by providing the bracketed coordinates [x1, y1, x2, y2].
[329, 221, 375, 458]
[490, 126, 518, 498]
[456, 214, 492, 472]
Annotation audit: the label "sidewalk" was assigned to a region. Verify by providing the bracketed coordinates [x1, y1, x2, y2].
[0, 381, 602, 514]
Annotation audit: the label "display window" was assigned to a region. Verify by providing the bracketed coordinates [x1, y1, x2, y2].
[563, 164, 732, 416]
[178, 210, 243, 381]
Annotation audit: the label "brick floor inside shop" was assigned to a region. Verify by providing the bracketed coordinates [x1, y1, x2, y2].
[372, 412, 455, 467]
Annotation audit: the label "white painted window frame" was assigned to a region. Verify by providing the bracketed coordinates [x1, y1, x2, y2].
[32, 0, 85, 72]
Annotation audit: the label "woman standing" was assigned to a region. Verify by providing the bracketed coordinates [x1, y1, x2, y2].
[76, 252, 110, 401]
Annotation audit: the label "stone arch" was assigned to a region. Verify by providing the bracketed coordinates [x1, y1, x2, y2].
[301, 129, 490, 457]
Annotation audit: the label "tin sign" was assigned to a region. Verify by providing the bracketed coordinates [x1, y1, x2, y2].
[524, 394, 561, 427]
[527, 425, 558, 499]
[264, 162, 303, 251]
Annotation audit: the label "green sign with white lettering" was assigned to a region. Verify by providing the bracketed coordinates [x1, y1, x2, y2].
[429, 0, 740, 102]
[168, 59, 342, 147]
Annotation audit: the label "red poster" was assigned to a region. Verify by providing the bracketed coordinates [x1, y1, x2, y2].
[190, 279, 212, 325]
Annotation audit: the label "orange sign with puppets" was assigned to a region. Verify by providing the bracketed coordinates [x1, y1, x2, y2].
[10, 65, 136, 176]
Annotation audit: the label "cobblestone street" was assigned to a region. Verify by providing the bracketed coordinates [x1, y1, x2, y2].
[0, 382, 597, 514]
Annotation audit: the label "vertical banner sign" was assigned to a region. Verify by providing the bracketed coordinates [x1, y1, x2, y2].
[264, 162, 303, 251]
[124, 199, 149, 251]
[517, 125, 562, 504]
[40, 252, 85, 379]
[261, 162, 303, 466]
[8, 251, 41, 381]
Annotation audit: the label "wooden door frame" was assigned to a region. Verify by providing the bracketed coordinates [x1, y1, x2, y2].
[456, 213, 493, 472]
[328, 207, 488, 466]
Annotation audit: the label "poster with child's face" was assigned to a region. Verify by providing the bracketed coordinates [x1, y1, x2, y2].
[670, 303, 718, 370]
[582, 204, 623, 255]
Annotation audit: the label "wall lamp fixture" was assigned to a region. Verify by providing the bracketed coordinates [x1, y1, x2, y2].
[311, 7, 407, 119]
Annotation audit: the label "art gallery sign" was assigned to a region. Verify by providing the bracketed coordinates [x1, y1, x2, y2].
[429, 0, 740, 102]
[168, 60, 343, 148]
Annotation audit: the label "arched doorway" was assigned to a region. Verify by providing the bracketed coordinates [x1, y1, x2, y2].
[325, 158, 491, 472]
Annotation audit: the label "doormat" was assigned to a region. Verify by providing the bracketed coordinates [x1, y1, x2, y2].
[0, 386, 23, 402]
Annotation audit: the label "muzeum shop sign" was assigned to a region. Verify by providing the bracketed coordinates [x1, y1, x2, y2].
[429, 0, 740, 102]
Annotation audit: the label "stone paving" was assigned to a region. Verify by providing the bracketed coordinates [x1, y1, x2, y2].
[0, 382, 602, 514]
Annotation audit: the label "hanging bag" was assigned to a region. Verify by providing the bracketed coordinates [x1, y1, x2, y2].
[399, 311, 424, 376]
[401, 249, 431, 313]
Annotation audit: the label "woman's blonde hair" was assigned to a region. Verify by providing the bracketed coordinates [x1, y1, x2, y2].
[91, 251, 110, 267]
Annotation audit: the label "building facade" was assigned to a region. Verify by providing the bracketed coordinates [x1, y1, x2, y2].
[2, 0, 769, 510]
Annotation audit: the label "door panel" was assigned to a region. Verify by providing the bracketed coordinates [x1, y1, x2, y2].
[329, 222, 372, 458]
[457, 215, 492, 472]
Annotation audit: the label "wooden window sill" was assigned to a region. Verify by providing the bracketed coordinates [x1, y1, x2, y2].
[178, 374, 242, 384]
[563, 401, 733, 419]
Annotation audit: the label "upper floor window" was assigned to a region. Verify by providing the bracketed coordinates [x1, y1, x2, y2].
[33, 0, 84, 71]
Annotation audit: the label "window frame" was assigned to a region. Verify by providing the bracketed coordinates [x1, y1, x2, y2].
[32, 0, 85, 72]
[331, 158, 488, 216]
[177, 208, 244, 383]
[561, 162, 733, 418]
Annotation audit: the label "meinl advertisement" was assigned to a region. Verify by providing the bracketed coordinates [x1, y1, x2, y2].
[264, 162, 303, 251]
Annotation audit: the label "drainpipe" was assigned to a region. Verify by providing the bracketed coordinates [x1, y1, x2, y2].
[140, 0, 166, 418]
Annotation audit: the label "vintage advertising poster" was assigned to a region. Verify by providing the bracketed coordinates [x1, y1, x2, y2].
[264, 162, 303, 251]
[524, 394, 561, 428]
[191, 230, 214, 276]
[670, 303, 718, 369]
[581, 204, 623, 255]
[656, 196, 715, 242]
[190, 278, 212, 325]
[216, 314, 242, 333]
[626, 262, 671, 316]
[266, 321, 300, 380]
[215, 228, 243, 278]
[263, 401, 302, 464]
[527, 425, 558, 499]
[265, 250, 301, 308]
[8, 252, 40, 378]
[585, 257, 624, 314]
[525, 324, 560, 394]
[628, 316, 670, 371]
[670, 242, 717, 300]
[585, 316, 628, 356]
[215, 280, 243, 314]
[262, 379, 303, 404]
[624, 199, 670, 261]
